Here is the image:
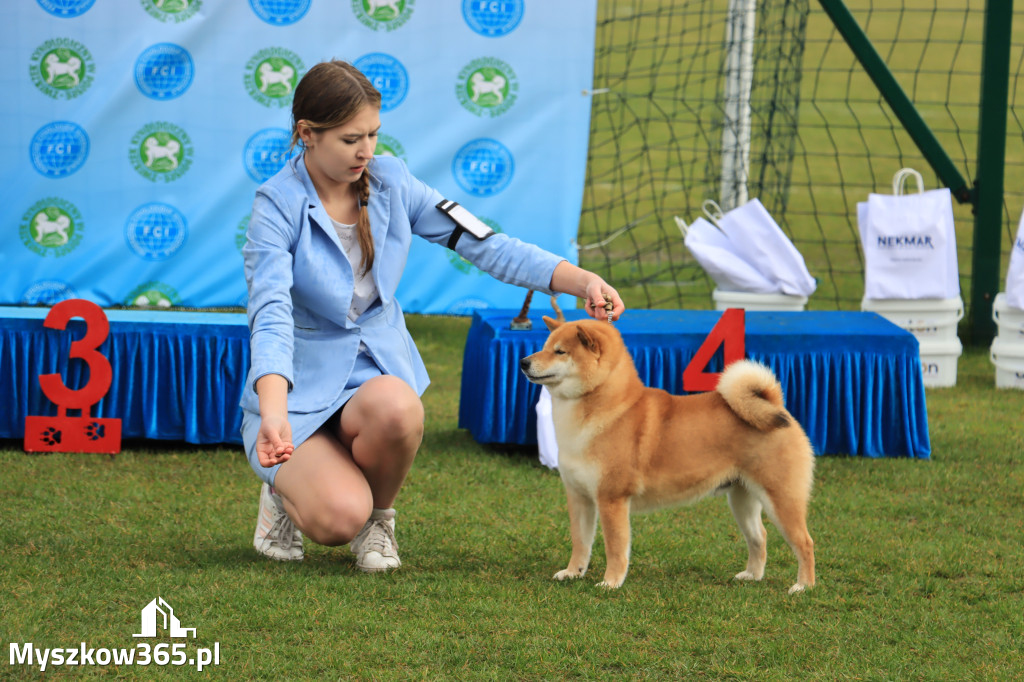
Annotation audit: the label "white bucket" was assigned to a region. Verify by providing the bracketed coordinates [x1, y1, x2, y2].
[992, 293, 1024, 341]
[861, 296, 964, 340]
[918, 337, 962, 388]
[713, 289, 807, 311]
[990, 336, 1024, 390]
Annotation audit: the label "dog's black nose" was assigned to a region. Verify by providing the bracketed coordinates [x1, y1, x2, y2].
[519, 358, 531, 371]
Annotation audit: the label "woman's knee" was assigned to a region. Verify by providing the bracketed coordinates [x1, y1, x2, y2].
[356, 376, 425, 441]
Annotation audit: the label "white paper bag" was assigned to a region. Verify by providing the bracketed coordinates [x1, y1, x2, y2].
[1006, 207, 1024, 310]
[709, 199, 817, 296]
[858, 168, 960, 300]
[676, 216, 778, 293]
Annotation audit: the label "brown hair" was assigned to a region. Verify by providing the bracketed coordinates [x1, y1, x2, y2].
[291, 60, 382, 275]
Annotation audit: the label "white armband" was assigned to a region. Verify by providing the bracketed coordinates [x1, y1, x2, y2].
[437, 199, 495, 249]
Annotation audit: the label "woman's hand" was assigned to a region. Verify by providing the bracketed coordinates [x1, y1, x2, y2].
[256, 414, 294, 467]
[582, 277, 625, 322]
[550, 261, 626, 321]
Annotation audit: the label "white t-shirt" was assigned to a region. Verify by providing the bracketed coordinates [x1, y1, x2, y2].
[331, 218, 379, 321]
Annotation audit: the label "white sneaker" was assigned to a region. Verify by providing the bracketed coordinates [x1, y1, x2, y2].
[253, 483, 303, 561]
[351, 508, 401, 572]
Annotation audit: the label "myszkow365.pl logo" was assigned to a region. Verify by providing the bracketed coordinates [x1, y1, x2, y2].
[130, 122, 193, 182]
[456, 57, 518, 117]
[352, 0, 414, 31]
[245, 47, 304, 108]
[21, 198, 83, 258]
[141, 0, 202, 22]
[31, 38, 95, 100]
[8, 597, 221, 672]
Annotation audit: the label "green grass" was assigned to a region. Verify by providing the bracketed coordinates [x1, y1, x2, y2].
[2, 314, 1023, 680]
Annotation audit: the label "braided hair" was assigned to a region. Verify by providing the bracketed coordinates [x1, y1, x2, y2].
[290, 60, 381, 276]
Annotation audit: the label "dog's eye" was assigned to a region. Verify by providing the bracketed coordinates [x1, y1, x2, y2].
[554, 349, 567, 355]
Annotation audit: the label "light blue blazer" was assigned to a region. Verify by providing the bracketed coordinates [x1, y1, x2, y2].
[240, 153, 564, 417]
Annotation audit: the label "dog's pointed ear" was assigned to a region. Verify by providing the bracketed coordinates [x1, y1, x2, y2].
[576, 325, 600, 356]
[542, 315, 562, 331]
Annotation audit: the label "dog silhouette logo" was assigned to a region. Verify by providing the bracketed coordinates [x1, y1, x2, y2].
[131, 122, 193, 182]
[133, 598, 196, 638]
[245, 48, 304, 108]
[31, 39, 95, 100]
[140, 0, 202, 23]
[352, 0, 414, 32]
[457, 58, 518, 118]
[20, 198, 83, 258]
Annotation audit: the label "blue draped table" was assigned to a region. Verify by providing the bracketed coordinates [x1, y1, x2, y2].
[1, 306, 248, 445]
[458, 309, 931, 458]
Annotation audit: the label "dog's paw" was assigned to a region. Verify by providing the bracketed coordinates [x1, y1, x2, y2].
[553, 568, 586, 581]
[734, 570, 764, 582]
[596, 576, 624, 589]
[787, 583, 808, 595]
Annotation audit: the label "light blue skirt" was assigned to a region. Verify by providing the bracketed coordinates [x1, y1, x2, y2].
[242, 351, 383, 485]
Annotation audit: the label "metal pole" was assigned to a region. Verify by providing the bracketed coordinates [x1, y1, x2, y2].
[970, 0, 1013, 345]
[720, 0, 756, 211]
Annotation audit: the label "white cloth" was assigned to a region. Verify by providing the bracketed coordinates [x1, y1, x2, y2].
[535, 387, 559, 469]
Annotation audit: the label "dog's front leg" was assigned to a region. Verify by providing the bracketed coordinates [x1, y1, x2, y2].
[553, 485, 597, 581]
[596, 496, 631, 588]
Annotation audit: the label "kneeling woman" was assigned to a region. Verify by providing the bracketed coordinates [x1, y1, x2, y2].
[242, 60, 624, 571]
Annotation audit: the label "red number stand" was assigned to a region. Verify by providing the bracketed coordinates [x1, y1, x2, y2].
[23, 299, 122, 455]
[682, 308, 746, 392]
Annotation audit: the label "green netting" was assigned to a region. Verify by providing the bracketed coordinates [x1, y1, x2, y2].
[578, 0, 1024, 314]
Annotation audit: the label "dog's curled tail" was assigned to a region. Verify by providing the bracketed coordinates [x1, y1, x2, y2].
[716, 360, 792, 431]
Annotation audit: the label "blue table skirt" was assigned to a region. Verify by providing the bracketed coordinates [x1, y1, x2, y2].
[1, 307, 248, 445]
[458, 309, 931, 458]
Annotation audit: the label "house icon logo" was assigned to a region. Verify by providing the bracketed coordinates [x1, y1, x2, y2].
[133, 597, 196, 638]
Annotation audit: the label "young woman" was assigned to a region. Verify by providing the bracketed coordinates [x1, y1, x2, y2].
[242, 60, 624, 571]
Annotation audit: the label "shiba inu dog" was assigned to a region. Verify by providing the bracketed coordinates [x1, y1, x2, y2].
[520, 316, 815, 593]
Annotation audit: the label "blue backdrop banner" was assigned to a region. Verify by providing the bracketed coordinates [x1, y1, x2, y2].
[0, 0, 596, 314]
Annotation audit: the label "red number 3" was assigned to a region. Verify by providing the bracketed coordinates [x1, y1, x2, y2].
[39, 298, 113, 415]
[24, 299, 121, 454]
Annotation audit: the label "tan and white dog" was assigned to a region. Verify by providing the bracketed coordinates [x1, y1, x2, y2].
[520, 316, 816, 593]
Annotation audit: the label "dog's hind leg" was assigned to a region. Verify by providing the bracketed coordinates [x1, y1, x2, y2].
[596, 496, 631, 588]
[727, 484, 767, 582]
[761, 488, 815, 594]
[554, 485, 597, 582]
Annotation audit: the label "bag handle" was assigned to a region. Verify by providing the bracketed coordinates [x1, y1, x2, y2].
[892, 168, 925, 195]
[673, 215, 689, 238]
[701, 199, 724, 226]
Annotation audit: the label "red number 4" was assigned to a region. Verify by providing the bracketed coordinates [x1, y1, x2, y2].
[682, 308, 746, 392]
[24, 299, 122, 454]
